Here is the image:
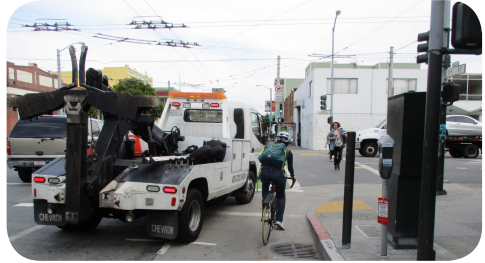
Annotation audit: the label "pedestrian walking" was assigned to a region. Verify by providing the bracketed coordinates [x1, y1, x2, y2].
[327, 122, 347, 170]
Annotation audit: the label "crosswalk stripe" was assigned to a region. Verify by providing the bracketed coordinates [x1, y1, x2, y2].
[15, 203, 34, 207]
[9, 225, 45, 242]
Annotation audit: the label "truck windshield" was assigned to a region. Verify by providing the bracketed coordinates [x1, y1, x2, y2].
[184, 109, 223, 123]
[375, 119, 387, 128]
[10, 117, 67, 139]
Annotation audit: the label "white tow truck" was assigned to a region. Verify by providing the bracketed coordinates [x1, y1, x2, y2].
[355, 119, 387, 157]
[30, 91, 267, 242]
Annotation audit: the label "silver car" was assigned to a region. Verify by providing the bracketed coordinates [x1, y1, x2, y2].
[446, 115, 482, 136]
[7, 115, 103, 182]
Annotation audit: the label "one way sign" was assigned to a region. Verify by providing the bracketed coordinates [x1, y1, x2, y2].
[447, 63, 466, 77]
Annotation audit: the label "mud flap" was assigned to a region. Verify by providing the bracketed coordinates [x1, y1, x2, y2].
[146, 210, 178, 240]
[33, 199, 66, 226]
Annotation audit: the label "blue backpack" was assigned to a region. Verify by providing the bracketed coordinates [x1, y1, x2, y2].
[258, 142, 287, 168]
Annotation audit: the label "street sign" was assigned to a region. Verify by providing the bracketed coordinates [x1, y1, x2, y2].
[276, 112, 280, 118]
[377, 198, 389, 225]
[264, 100, 275, 112]
[452, 61, 460, 67]
[447, 64, 466, 77]
[275, 84, 284, 103]
[268, 115, 274, 121]
[275, 86, 282, 93]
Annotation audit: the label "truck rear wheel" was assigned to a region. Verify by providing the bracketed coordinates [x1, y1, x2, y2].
[362, 142, 378, 157]
[18, 169, 32, 183]
[235, 171, 256, 205]
[178, 189, 204, 242]
[57, 215, 102, 231]
[462, 144, 479, 158]
[449, 148, 463, 158]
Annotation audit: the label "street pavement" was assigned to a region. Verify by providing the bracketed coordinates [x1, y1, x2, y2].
[4, 145, 482, 261]
[287, 146, 483, 261]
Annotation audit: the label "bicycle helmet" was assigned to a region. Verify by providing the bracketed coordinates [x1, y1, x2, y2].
[276, 131, 291, 143]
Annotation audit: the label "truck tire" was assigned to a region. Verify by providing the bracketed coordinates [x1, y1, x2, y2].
[57, 215, 102, 231]
[358, 148, 364, 156]
[362, 142, 378, 157]
[178, 189, 204, 242]
[235, 171, 256, 205]
[449, 148, 463, 158]
[462, 144, 480, 158]
[18, 169, 32, 183]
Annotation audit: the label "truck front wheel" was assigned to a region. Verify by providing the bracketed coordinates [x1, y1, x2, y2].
[235, 171, 256, 205]
[362, 143, 378, 157]
[462, 144, 480, 158]
[18, 169, 32, 183]
[178, 189, 204, 242]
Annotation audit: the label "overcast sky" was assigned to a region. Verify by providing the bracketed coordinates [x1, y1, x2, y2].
[3, 0, 483, 112]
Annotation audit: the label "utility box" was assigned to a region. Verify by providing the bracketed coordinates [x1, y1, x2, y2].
[386, 92, 426, 249]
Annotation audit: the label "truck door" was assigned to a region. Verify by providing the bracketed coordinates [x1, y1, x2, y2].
[241, 141, 250, 171]
[232, 140, 242, 172]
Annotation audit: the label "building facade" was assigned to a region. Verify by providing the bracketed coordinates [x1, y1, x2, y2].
[293, 62, 482, 150]
[6, 62, 60, 136]
[59, 65, 153, 87]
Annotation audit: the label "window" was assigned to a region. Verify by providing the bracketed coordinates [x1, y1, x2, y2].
[184, 109, 222, 123]
[90, 120, 101, 136]
[251, 112, 261, 137]
[308, 81, 313, 98]
[326, 78, 358, 94]
[446, 116, 456, 122]
[455, 116, 475, 124]
[10, 117, 67, 139]
[389, 79, 417, 95]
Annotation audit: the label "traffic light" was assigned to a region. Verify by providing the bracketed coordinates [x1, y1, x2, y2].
[416, 31, 429, 64]
[320, 95, 327, 110]
[327, 116, 333, 124]
[279, 104, 283, 114]
[451, 2, 482, 50]
[442, 82, 460, 106]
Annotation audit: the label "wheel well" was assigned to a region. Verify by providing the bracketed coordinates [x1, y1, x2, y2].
[361, 139, 378, 147]
[188, 178, 209, 201]
[249, 162, 257, 177]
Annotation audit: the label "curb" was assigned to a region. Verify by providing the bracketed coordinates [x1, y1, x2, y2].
[307, 204, 345, 261]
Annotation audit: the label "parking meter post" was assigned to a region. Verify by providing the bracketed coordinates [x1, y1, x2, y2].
[342, 132, 356, 249]
[378, 135, 394, 256]
[381, 179, 388, 257]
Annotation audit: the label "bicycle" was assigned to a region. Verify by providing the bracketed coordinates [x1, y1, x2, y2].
[261, 176, 296, 245]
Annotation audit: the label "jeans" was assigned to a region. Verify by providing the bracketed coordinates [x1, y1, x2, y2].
[260, 167, 286, 223]
[333, 146, 343, 166]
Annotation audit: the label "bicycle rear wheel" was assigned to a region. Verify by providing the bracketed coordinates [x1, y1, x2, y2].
[262, 205, 272, 245]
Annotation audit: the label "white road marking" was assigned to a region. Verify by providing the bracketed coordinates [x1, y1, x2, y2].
[157, 242, 171, 255]
[15, 203, 34, 207]
[207, 211, 301, 218]
[9, 225, 45, 242]
[7, 183, 31, 185]
[190, 242, 217, 246]
[355, 161, 380, 176]
[284, 167, 303, 193]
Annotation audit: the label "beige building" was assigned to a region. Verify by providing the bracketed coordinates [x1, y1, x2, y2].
[58, 65, 153, 87]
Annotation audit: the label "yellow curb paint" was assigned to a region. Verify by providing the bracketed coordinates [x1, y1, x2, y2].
[373, 194, 382, 198]
[300, 153, 319, 156]
[315, 199, 373, 214]
[355, 167, 363, 169]
[456, 167, 467, 170]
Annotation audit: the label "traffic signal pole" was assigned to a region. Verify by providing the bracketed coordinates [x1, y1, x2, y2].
[417, 0, 448, 260]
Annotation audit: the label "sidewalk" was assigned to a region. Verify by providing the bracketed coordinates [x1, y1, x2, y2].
[305, 183, 482, 261]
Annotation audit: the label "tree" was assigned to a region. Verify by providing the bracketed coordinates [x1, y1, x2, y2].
[87, 106, 99, 119]
[113, 77, 164, 120]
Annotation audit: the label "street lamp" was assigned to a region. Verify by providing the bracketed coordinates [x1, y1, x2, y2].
[257, 84, 273, 119]
[330, 10, 341, 126]
[57, 42, 85, 89]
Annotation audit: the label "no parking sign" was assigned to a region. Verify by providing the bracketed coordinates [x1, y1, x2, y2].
[378, 198, 389, 225]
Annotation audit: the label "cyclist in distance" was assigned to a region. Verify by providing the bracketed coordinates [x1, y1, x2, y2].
[258, 131, 296, 231]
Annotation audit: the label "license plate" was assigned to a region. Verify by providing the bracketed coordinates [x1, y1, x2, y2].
[34, 161, 46, 166]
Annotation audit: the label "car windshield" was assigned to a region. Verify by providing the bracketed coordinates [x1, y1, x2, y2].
[10, 117, 67, 139]
[375, 119, 387, 128]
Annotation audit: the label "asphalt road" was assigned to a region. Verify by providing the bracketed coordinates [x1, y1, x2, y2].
[5, 149, 481, 260]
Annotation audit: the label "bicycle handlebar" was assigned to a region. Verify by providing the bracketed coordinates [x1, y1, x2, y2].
[286, 177, 296, 188]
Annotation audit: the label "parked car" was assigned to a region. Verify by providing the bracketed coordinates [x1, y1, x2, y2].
[445, 115, 482, 136]
[7, 115, 104, 182]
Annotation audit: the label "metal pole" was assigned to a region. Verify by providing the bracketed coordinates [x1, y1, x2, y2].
[330, 20, 335, 125]
[417, 0, 447, 260]
[57, 49, 62, 89]
[270, 87, 273, 121]
[277, 55, 280, 129]
[179, 74, 181, 92]
[388, 46, 394, 97]
[342, 132, 355, 249]
[381, 179, 388, 256]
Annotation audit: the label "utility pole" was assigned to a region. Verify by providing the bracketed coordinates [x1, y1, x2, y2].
[388, 46, 394, 97]
[276, 55, 281, 133]
[417, 0, 448, 260]
[436, 2, 451, 196]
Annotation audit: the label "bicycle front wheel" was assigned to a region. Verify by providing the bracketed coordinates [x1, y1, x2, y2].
[262, 205, 272, 245]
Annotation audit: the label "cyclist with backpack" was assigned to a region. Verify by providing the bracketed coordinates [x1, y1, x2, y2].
[258, 131, 296, 231]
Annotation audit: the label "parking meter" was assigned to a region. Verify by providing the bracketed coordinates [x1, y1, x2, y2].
[378, 135, 394, 179]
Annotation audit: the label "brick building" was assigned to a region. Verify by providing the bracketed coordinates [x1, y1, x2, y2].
[6, 62, 61, 136]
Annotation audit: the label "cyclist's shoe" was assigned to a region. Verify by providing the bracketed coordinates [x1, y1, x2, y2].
[276, 221, 285, 231]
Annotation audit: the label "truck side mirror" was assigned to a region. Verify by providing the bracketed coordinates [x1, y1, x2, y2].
[378, 135, 394, 180]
